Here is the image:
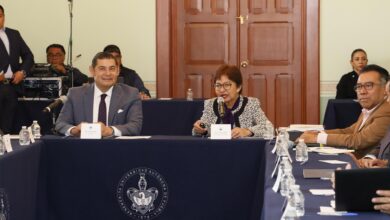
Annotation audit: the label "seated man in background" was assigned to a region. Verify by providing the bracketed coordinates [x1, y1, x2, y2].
[301, 64, 390, 158]
[336, 48, 368, 99]
[55, 52, 142, 137]
[46, 44, 88, 94]
[103, 44, 151, 99]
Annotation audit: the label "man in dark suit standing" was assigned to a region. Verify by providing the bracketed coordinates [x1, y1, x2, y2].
[0, 5, 34, 134]
[55, 52, 142, 137]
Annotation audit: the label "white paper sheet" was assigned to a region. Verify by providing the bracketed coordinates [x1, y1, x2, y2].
[309, 189, 335, 196]
[116, 136, 151, 139]
[319, 160, 349, 165]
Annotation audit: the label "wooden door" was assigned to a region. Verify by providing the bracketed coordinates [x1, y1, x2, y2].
[157, 0, 320, 126]
[172, 0, 238, 99]
[239, 0, 303, 126]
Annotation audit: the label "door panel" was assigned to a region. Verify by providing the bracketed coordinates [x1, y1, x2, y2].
[240, 0, 302, 127]
[157, 0, 320, 126]
[172, 0, 237, 99]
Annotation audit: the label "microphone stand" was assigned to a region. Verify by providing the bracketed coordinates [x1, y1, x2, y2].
[68, 0, 74, 88]
[50, 111, 58, 135]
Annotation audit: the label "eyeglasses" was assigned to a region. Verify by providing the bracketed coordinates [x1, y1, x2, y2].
[214, 83, 232, 90]
[354, 82, 383, 91]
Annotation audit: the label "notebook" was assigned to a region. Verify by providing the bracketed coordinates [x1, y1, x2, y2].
[335, 168, 390, 211]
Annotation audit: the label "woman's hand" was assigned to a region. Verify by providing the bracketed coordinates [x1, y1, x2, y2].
[231, 128, 252, 138]
[193, 120, 207, 135]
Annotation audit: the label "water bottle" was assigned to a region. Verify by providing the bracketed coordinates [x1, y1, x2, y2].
[283, 188, 300, 220]
[295, 138, 308, 162]
[279, 128, 290, 141]
[279, 157, 294, 196]
[0, 135, 5, 155]
[31, 120, 41, 139]
[19, 126, 31, 146]
[280, 168, 295, 197]
[186, 88, 193, 101]
[276, 133, 289, 157]
[279, 157, 292, 174]
[289, 185, 305, 217]
[263, 120, 274, 140]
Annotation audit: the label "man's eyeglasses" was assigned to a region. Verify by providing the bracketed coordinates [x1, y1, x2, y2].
[214, 83, 232, 90]
[354, 82, 382, 91]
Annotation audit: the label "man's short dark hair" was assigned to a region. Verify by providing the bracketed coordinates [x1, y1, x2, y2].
[360, 64, 389, 84]
[0, 5, 4, 14]
[103, 44, 121, 55]
[91, 52, 118, 68]
[46, 44, 66, 54]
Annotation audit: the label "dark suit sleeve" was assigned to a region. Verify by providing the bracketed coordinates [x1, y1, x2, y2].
[71, 68, 88, 87]
[55, 89, 76, 135]
[15, 30, 34, 74]
[132, 71, 151, 97]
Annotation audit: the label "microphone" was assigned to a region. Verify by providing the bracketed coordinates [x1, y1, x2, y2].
[217, 97, 225, 118]
[43, 95, 68, 113]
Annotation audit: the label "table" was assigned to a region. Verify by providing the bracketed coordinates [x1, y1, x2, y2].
[1, 136, 388, 219]
[12, 99, 204, 136]
[262, 142, 389, 219]
[323, 99, 361, 129]
[36, 136, 266, 220]
[0, 141, 42, 220]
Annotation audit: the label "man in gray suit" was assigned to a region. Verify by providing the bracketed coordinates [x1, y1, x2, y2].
[55, 52, 142, 137]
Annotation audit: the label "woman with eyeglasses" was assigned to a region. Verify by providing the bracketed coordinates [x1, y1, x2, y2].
[192, 64, 272, 138]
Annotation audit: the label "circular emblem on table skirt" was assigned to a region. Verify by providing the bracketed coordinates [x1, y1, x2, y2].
[0, 188, 10, 220]
[117, 167, 169, 219]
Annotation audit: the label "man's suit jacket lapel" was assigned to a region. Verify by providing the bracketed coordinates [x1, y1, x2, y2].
[0, 31, 10, 71]
[5, 29, 15, 60]
[83, 85, 94, 123]
[0, 36, 8, 56]
[354, 114, 364, 132]
[356, 100, 385, 132]
[378, 129, 390, 159]
[108, 85, 123, 125]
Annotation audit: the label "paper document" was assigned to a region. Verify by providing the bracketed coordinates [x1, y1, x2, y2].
[288, 124, 324, 132]
[116, 136, 151, 139]
[309, 147, 354, 154]
[309, 189, 335, 196]
[319, 160, 349, 165]
[317, 206, 357, 216]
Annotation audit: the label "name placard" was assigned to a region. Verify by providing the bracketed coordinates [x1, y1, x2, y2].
[3, 134, 13, 153]
[210, 124, 231, 139]
[80, 123, 101, 139]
